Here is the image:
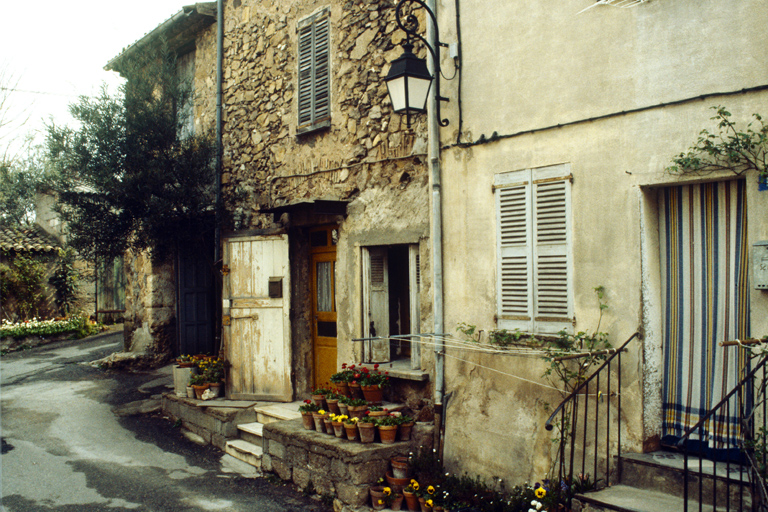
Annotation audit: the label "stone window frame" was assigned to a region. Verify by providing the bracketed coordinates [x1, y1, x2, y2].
[296, 7, 331, 135]
[494, 163, 574, 335]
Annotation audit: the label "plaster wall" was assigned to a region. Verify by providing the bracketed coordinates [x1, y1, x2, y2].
[437, 17, 768, 482]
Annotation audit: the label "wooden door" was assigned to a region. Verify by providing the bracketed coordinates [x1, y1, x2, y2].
[310, 226, 338, 388]
[177, 244, 215, 356]
[222, 235, 292, 401]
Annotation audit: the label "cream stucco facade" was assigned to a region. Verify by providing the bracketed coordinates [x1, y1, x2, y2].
[435, 0, 768, 483]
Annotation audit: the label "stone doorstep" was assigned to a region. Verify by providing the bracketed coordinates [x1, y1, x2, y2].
[574, 485, 716, 512]
[225, 439, 264, 468]
[238, 422, 264, 446]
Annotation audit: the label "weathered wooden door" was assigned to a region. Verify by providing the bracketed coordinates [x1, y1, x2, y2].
[310, 226, 338, 388]
[222, 235, 292, 401]
[177, 245, 215, 356]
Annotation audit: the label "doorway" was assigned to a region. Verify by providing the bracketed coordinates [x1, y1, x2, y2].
[659, 180, 750, 444]
[310, 226, 338, 388]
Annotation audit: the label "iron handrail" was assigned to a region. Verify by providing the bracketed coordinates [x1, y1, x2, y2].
[545, 332, 640, 431]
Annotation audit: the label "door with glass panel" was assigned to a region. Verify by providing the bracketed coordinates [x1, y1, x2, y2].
[310, 226, 338, 388]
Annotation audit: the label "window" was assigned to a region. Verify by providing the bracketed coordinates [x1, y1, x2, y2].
[362, 244, 421, 367]
[494, 164, 573, 334]
[297, 8, 330, 134]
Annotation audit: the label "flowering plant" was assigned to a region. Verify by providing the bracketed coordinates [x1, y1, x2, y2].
[396, 414, 414, 425]
[404, 479, 420, 494]
[312, 386, 332, 395]
[343, 416, 359, 426]
[353, 364, 391, 387]
[330, 363, 356, 383]
[375, 414, 400, 426]
[298, 399, 319, 413]
[345, 398, 367, 407]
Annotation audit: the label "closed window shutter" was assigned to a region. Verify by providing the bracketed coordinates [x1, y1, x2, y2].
[496, 171, 533, 332]
[297, 10, 330, 133]
[495, 165, 572, 334]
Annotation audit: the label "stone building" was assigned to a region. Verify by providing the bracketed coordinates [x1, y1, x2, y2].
[108, 0, 436, 409]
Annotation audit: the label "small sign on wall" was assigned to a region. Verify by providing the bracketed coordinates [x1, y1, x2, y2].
[755, 241, 768, 290]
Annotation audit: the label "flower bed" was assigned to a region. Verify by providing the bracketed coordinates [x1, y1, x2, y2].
[1, 316, 104, 352]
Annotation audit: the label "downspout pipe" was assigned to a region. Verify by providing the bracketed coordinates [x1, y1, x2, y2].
[214, 0, 223, 352]
[426, 0, 446, 454]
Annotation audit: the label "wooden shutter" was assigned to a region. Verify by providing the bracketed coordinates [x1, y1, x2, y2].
[495, 170, 533, 331]
[532, 165, 572, 333]
[297, 9, 330, 133]
[495, 165, 572, 334]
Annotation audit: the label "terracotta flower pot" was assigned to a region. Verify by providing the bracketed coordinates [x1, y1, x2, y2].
[368, 410, 387, 418]
[348, 405, 367, 419]
[419, 497, 432, 512]
[338, 403, 349, 416]
[391, 456, 410, 479]
[332, 421, 345, 438]
[326, 398, 341, 415]
[391, 494, 404, 511]
[379, 424, 398, 444]
[323, 418, 334, 435]
[208, 382, 222, 397]
[344, 424, 359, 441]
[385, 471, 409, 494]
[370, 486, 387, 511]
[398, 422, 415, 441]
[301, 412, 315, 430]
[336, 382, 351, 398]
[361, 384, 383, 405]
[311, 394, 327, 409]
[312, 412, 326, 433]
[358, 422, 376, 443]
[349, 382, 364, 400]
[403, 491, 420, 511]
[192, 384, 209, 399]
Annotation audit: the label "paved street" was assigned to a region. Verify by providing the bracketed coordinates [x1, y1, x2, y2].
[0, 333, 330, 512]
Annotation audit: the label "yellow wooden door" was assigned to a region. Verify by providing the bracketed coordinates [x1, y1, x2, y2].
[310, 226, 338, 389]
[222, 235, 292, 401]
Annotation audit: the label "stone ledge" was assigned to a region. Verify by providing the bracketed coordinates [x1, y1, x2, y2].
[263, 418, 434, 508]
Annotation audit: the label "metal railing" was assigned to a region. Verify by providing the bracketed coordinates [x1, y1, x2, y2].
[544, 332, 640, 506]
[681, 352, 768, 512]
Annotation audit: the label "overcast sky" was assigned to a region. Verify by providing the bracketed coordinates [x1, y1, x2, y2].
[1, 0, 189, 156]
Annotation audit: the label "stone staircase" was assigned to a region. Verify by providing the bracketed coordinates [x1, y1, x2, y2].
[574, 451, 753, 512]
[224, 401, 302, 470]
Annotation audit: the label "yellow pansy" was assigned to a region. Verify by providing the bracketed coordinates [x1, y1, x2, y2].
[426, 499, 434, 507]
[535, 487, 546, 499]
[427, 485, 435, 494]
[383, 487, 391, 496]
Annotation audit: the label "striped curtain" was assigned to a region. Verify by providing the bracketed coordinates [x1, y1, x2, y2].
[660, 180, 750, 446]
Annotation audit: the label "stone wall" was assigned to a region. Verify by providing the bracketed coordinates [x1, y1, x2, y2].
[262, 419, 434, 510]
[221, 0, 429, 230]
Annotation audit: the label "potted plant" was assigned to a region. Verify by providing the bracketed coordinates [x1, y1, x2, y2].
[343, 416, 359, 441]
[403, 480, 420, 511]
[325, 391, 342, 415]
[298, 399, 319, 430]
[358, 415, 377, 443]
[330, 363, 355, 397]
[376, 414, 400, 444]
[311, 386, 331, 409]
[189, 373, 209, 399]
[359, 364, 390, 405]
[370, 485, 388, 511]
[367, 405, 388, 418]
[391, 455, 410, 479]
[346, 398, 368, 419]
[312, 408, 327, 433]
[338, 395, 350, 416]
[397, 414, 415, 441]
[330, 413, 346, 438]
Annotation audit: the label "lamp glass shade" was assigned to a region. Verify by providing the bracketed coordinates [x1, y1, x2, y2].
[384, 43, 433, 115]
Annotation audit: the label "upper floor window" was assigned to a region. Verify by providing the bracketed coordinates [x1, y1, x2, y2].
[494, 163, 573, 334]
[297, 8, 331, 134]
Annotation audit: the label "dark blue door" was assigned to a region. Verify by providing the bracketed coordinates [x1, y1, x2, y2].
[177, 244, 215, 356]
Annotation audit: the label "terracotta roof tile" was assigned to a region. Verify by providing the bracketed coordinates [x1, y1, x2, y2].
[0, 225, 61, 254]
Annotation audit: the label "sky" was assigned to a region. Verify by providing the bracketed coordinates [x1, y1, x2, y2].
[1, 0, 189, 157]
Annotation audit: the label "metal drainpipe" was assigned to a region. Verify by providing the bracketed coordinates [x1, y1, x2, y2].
[426, 0, 446, 456]
[214, 0, 224, 352]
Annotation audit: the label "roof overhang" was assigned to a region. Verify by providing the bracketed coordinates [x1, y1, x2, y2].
[261, 199, 349, 223]
[105, 3, 217, 75]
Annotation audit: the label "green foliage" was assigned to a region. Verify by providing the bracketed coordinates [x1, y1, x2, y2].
[0, 147, 46, 227]
[667, 106, 768, 179]
[0, 254, 49, 320]
[488, 328, 527, 347]
[456, 322, 478, 341]
[49, 247, 80, 316]
[45, 45, 216, 262]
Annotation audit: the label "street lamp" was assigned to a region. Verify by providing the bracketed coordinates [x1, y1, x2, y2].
[383, 0, 449, 128]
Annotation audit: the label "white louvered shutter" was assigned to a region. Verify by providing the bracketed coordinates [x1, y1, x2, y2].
[297, 9, 331, 133]
[532, 165, 572, 333]
[495, 170, 533, 332]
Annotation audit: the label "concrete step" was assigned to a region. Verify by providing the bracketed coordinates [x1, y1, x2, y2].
[618, 452, 752, 508]
[225, 439, 263, 468]
[254, 402, 302, 424]
[575, 485, 716, 512]
[237, 422, 264, 447]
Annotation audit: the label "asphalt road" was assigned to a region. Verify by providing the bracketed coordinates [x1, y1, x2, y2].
[0, 332, 331, 512]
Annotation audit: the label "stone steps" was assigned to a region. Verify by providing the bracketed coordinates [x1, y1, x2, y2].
[225, 439, 264, 467]
[574, 452, 752, 512]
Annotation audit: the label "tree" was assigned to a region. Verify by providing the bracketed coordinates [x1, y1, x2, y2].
[45, 47, 216, 262]
[0, 148, 44, 227]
